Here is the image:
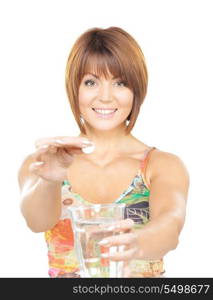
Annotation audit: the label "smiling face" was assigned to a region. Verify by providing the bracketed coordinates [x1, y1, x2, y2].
[78, 68, 134, 132]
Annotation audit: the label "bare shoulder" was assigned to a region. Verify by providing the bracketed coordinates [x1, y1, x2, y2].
[147, 148, 190, 187]
[17, 153, 39, 193]
[145, 148, 190, 230]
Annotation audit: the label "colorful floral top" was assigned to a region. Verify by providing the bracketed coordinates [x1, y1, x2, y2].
[44, 146, 165, 278]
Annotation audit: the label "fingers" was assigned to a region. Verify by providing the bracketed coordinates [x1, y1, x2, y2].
[100, 244, 138, 262]
[99, 231, 137, 248]
[116, 218, 135, 232]
[30, 136, 87, 170]
[31, 144, 51, 159]
[101, 218, 135, 233]
[107, 247, 138, 262]
[98, 219, 138, 262]
[34, 136, 94, 150]
[29, 160, 45, 174]
[31, 143, 56, 158]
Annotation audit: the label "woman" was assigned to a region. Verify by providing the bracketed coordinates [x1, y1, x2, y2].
[18, 26, 190, 278]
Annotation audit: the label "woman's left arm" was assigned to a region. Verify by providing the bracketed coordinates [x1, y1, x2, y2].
[99, 152, 190, 261]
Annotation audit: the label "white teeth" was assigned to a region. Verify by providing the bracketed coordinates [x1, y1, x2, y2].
[93, 109, 116, 114]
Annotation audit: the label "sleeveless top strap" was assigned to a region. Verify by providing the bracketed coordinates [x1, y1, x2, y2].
[140, 146, 157, 189]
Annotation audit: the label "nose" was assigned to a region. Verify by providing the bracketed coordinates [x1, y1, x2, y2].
[98, 82, 113, 102]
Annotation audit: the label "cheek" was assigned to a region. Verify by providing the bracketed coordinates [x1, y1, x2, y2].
[117, 91, 134, 108]
[78, 88, 94, 106]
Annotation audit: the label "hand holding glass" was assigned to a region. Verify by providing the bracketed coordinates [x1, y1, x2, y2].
[68, 203, 126, 278]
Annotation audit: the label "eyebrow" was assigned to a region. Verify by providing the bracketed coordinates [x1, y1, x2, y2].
[86, 72, 119, 80]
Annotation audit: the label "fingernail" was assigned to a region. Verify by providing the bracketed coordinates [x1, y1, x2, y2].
[55, 139, 66, 144]
[34, 161, 44, 166]
[40, 144, 49, 149]
[98, 239, 109, 245]
[81, 144, 92, 148]
[107, 224, 120, 231]
[81, 139, 93, 145]
[106, 225, 115, 231]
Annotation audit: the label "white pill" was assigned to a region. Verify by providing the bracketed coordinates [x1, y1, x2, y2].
[82, 143, 95, 154]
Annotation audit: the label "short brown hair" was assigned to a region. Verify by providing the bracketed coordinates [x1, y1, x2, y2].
[65, 26, 148, 135]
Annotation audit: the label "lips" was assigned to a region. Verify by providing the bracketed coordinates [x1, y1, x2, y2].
[92, 108, 118, 111]
[92, 108, 117, 119]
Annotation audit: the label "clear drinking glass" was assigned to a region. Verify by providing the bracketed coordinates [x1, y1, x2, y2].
[68, 203, 126, 278]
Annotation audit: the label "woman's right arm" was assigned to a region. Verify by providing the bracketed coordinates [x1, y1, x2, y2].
[18, 154, 62, 233]
[18, 136, 94, 233]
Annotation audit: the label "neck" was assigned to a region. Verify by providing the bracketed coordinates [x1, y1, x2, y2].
[78, 125, 135, 160]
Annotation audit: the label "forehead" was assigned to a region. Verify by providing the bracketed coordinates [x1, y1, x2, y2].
[83, 56, 121, 79]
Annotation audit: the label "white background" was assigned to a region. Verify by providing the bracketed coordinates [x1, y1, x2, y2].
[0, 0, 212, 277]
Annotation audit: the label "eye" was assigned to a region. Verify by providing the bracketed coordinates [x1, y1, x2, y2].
[115, 81, 127, 87]
[84, 79, 96, 87]
[83, 79, 127, 87]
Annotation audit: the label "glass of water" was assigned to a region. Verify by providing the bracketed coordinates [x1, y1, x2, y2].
[68, 203, 126, 278]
